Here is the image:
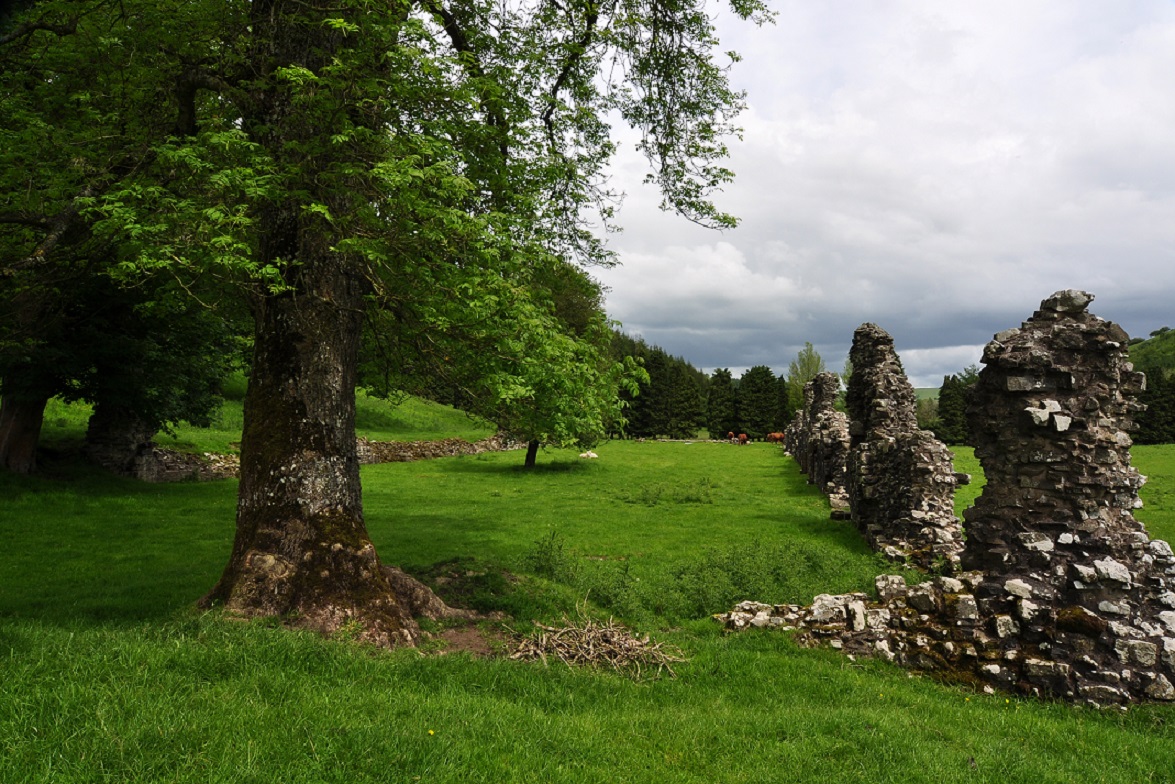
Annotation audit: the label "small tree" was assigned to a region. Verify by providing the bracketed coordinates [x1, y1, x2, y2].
[915, 397, 939, 431]
[783, 342, 827, 422]
[1136, 366, 1175, 445]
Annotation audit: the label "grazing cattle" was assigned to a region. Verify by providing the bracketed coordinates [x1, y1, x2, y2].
[738, 433, 748, 446]
[766, 432, 785, 443]
[727, 431, 736, 444]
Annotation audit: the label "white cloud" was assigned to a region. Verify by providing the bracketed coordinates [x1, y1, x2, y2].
[597, 1, 1175, 385]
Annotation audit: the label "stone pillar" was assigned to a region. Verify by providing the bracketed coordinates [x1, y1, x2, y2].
[963, 289, 1175, 703]
[846, 324, 964, 568]
[805, 372, 851, 517]
[785, 373, 852, 518]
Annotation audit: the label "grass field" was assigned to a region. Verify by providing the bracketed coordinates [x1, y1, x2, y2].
[37, 382, 496, 456]
[3, 426, 1175, 782]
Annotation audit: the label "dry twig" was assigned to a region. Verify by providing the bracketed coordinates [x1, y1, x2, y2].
[509, 608, 687, 678]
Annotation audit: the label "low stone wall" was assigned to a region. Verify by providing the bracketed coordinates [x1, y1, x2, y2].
[134, 433, 520, 482]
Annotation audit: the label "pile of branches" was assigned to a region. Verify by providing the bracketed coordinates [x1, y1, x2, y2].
[510, 613, 687, 678]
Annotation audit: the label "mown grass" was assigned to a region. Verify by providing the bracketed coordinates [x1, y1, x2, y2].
[3, 439, 1175, 782]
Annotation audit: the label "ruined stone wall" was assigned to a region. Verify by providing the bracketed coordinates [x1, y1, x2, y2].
[845, 324, 965, 569]
[783, 383, 814, 473]
[784, 372, 851, 518]
[959, 289, 1175, 704]
[723, 291, 1175, 707]
[130, 434, 520, 482]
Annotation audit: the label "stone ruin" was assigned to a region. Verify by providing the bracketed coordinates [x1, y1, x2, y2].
[726, 291, 1175, 707]
[845, 324, 966, 568]
[102, 434, 519, 483]
[784, 371, 851, 518]
[783, 325, 965, 569]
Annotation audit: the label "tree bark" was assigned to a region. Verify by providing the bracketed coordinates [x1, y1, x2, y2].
[0, 393, 47, 474]
[524, 439, 540, 468]
[199, 2, 415, 645]
[201, 249, 416, 645]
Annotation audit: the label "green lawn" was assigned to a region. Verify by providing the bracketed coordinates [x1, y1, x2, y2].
[3, 440, 1175, 782]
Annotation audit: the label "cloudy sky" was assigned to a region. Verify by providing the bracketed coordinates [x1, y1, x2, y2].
[594, 0, 1175, 388]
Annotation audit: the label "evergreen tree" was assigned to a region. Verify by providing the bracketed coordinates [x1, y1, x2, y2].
[707, 368, 738, 439]
[737, 365, 776, 439]
[665, 362, 706, 438]
[933, 365, 979, 445]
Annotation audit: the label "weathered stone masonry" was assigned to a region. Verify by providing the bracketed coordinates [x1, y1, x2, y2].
[728, 291, 1175, 707]
[785, 371, 851, 518]
[783, 328, 965, 569]
[844, 324, 965, 568]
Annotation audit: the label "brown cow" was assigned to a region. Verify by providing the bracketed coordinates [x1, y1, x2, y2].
[738, 433, 748, 446]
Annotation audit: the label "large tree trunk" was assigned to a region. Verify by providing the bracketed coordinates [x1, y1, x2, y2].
[201, 254, 416, 646]
[0, 393, 48, 474]
[201, 0, 416, 646]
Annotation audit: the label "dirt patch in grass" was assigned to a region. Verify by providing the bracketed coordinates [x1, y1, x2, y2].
[432, 622, 511, 657]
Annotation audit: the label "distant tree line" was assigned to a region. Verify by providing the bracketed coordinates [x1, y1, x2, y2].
[611, 332, 708, 439]
[605, 336, 835, 441]
[708, 344, 833, 441]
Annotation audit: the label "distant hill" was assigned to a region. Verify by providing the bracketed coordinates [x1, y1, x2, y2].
[1130, 328, 1175, 371]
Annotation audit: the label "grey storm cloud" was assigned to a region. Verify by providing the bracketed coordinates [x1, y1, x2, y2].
[595, 0, 1175, 387]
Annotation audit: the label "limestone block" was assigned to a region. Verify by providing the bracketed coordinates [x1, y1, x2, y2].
[1018, 532, 1055, 552]
[1094, 557, 1133, 586]
[875, 574, 907, 602]
[1005, 579, 1034, 599]
[994, 615, 1020, 638]
[938, 577, 964, 593]
[906, 583, 939, 613]
[866, 608, 892, 631]
[1024, 659, 1070, 678]
[1115, 639, 1159, 667]
[809, 594, 846, 624]
[1145, 675, 1175, 701]
[847, 601, 867, 632]
[952, 594, 979, 621]
[1163, 638, 1175, 667]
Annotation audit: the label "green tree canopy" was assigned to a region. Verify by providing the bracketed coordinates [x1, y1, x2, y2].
[1, 0, 768, 640]
[933, 365, 978, 445]
[1136, 365, 1175, 445]
[783, 342, 828, 422]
